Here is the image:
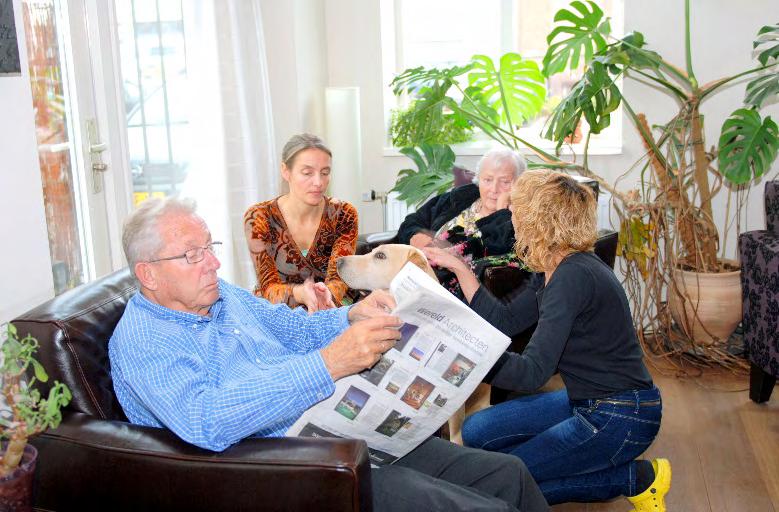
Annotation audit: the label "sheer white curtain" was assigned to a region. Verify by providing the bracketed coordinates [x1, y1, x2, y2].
[182, 0, 277, 289]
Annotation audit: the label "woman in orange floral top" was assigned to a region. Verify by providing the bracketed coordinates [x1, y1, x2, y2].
[244, 133, 358, 311]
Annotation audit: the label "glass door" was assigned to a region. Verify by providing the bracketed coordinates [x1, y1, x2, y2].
[22, 0, 131, 294]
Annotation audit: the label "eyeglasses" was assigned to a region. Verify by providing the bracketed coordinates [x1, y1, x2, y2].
[147, 241, 222, 265]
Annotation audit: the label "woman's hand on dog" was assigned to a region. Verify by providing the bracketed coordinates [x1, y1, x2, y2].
[422, 247, 469, 273]
[422, 247, 481, 303]
[348, 290, 396, 322]
[409, 232, 434, 249]
[321, 315, 402, 381]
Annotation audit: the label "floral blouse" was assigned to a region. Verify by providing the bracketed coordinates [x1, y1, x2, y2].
[435, 199, 483, 239]
[243, 197, 358, 307]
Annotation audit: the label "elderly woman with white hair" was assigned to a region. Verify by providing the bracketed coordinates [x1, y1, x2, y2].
[396, 147, 526, 295]
[397, 147, 526, 255]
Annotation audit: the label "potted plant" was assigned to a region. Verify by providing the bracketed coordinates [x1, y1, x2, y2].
[390, 1, 779, 368]
[0, 324, 71, 511]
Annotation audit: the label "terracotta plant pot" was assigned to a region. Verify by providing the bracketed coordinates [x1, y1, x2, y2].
[669, 261, 742, 346]
[0, 444, 37, 512]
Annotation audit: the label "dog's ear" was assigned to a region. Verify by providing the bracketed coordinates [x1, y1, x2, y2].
[407, 249, 438, 281]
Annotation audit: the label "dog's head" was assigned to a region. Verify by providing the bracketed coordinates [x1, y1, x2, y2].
[337, 244, 437, 290]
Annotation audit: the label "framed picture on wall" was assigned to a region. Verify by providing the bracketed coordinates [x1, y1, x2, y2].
[0, 0, 21, 76]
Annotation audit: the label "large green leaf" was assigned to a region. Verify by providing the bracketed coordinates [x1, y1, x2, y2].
[754, 23, 779, 66]
[389, 85, 464, 147]
[390, 64, 474, 147]
[595, 32, 661, 71]
[467, 53, 546, 128]
[390, 144, 456, 207]
[390, 64, 472, 96]
[542, 0, 611, 76]
[543, 61, 621, 149]
[718, 108, 779, 184]
[744, 73, 779, 109]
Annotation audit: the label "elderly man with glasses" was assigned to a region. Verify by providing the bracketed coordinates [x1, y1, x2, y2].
[109, 197, 548, 512]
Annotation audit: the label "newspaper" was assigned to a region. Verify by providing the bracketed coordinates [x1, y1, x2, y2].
[287, 262, 511, 466]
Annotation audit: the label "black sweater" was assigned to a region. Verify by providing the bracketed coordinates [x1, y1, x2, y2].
[471, 251, 653, 400]
[396, 184, 515, 256]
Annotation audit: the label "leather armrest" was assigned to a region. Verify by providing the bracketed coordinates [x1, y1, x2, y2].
[594, 229, 618, 269]
[483, 266, 531, 299]
[32, 412, 371, 512]
[356, 230, 399, 255]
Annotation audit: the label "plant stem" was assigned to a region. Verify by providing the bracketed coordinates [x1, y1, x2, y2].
[629, 68, 688, 100]
[684, 0, 698, 89]
[690, 102, 719, 270]
[699, 62, 779, 100]
[0, 434, 27, 477]
[583, 131, 592, 172]
[720, 185, 733, 263]
[495, 73, 517, 139]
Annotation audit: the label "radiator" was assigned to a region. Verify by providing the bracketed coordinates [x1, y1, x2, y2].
[383, 192, 415, 231]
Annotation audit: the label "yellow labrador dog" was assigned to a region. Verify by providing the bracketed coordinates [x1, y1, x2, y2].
[336, 244, 491, 445]
[336, 244, 437, 288]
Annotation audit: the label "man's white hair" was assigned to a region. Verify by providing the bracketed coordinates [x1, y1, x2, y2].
[473, 148, 527, 183]
[122, 197, 198, 270]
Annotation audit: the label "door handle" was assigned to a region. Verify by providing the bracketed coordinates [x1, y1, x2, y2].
[86, 119, 108, 192]
[90, 142, 107, 154]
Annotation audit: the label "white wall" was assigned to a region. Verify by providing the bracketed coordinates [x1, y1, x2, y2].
[0, 0, 55, 325]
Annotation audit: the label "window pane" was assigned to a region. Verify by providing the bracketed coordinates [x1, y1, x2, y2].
[22, 0, 86, 294]
[401, 0, 503, 68]
[116, 0, 190, 207]
[385, 0, 623, 151]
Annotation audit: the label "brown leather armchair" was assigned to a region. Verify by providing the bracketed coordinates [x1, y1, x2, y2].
[11, 269, 371, 511]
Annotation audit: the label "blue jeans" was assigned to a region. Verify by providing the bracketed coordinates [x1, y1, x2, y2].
[462, 387, 662, 505]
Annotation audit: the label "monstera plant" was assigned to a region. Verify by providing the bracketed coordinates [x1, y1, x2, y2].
[390, 143, 457, 208]
[391, 0, 779, 368]
[388, 53, 549, 207]
[390, 52, 548, 154]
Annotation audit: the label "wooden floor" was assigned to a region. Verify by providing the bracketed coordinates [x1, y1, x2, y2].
[547, 365, 779, 512]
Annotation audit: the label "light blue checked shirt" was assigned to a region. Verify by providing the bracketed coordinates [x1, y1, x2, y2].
[109, 279, 349, 451]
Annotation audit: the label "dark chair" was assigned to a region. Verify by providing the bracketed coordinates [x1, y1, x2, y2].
[739, 180, 779, 403]
[11, 269, 371, 511]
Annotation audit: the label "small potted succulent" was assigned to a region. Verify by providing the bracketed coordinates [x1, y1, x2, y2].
[0, 324, 71, 511]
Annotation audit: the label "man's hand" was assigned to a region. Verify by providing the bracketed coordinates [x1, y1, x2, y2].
[294, 279, 336, 313]
[348, 289, 396, 322]
[409, 232, 434, 249]
[321, 315, 402, 381]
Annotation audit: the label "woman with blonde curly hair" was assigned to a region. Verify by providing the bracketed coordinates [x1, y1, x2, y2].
[424, 170, 671, 510]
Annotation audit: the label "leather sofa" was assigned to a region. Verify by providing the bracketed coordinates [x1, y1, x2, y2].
[11, 269, 371, 511]
[739, 180, 779, 403]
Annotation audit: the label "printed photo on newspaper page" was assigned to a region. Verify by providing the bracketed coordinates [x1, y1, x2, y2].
[286, 262, 511, 466]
